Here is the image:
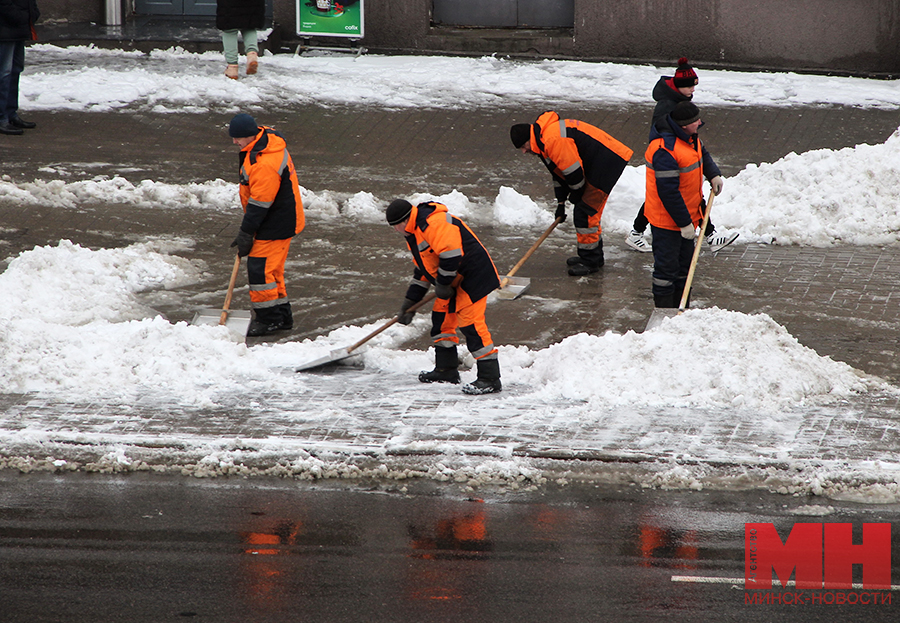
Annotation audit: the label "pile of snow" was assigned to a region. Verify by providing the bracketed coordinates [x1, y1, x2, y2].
[714, 128, 900, 245]
[1, 241, 882, 412]
[21, 45, 900, 113]
[4, 129, 900, 246]
[1, 241, 898, 499]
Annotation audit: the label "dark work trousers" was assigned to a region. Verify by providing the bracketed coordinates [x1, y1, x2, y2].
[650, 225, 695, 307]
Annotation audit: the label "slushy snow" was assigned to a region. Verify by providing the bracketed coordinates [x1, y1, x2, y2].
[2, 47, 900, 499]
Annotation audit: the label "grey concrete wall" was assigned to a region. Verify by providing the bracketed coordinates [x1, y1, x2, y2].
[38, 0, 103, 23]
[32, 0, 900, 75]
[576, 0, 900, 74]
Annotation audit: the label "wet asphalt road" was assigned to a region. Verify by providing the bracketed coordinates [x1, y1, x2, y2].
[2, 471, 900, 623]
[3, 62, 900, 621]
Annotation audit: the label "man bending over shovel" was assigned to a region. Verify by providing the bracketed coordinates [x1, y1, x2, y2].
[510, 111, 633, 276]
[228, 113, 305, 337]
[387, 199, 502, 395]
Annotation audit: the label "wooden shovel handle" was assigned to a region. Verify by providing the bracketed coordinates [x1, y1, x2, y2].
[678, 190, 716, 312]
[219, 254, 242, 325]
[346, 292, 438, 353]
[500, 216, 563, 289]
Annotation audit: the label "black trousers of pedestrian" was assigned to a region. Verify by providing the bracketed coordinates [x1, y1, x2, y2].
[636, 203, 714, 238]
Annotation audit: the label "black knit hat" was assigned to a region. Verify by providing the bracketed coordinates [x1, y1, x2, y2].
[673, 57, 699, 88]
[671, 101, 701, 126]
[228, 113, 259, 138]
[510, 124, 531, 149]
[386, 199, 413, 225]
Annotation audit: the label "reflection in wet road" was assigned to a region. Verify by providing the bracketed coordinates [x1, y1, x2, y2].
[2, 472, 899, 622]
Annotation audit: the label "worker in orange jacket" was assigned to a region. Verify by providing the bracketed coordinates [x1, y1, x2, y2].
[386, 199, 502, 395]
[228, 113, 305, 336]
[644, 102, 724, 308]
[510, 111, 633, 275]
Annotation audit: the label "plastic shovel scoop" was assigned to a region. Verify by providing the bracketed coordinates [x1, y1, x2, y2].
[497, 216, 563, 300]
[190, 255, 251, 339]
[295, 293, 437, 371]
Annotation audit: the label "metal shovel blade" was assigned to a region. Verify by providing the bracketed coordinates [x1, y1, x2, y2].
[190, 309, 252, 338]
[644, 308, 680, 331]
[496, 275, 531, 300]
[295, 346, 367, 372]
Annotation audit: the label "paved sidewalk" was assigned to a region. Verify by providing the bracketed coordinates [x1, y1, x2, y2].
[2, 100, 899, 385]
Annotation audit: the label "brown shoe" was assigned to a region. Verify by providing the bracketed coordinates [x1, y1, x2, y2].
[225, 64, 239, 80]
[246, 51, 258, 75]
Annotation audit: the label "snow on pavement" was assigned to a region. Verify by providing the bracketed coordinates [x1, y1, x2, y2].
[20, 45, 900, 113]
[4, 126, 900, 247]
[1, 240, 899, 501]
[3, 47, 900, 499]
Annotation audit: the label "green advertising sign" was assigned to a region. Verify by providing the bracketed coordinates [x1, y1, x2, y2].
[296, 0, 364, 38]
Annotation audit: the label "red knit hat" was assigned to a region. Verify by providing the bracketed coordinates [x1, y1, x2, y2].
[673, 57, 699, 88]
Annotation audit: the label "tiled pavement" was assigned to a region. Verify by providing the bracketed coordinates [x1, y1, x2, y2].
[3, 99, 900, 385]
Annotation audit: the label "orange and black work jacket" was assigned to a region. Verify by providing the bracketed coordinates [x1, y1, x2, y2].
[402, 202, 500, 304]
[644, 115, 721, 231]
[527, 110, 633, 206]
[238, 126, 305, 240]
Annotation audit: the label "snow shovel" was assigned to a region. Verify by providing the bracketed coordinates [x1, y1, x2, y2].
[295, 292, 438, 371]
[644, 190, 716, 331]
[497, 216, 564, 300]
[190, 254, 252, 338]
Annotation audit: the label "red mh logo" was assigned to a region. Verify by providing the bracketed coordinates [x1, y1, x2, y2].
[745, 523, 891, 589]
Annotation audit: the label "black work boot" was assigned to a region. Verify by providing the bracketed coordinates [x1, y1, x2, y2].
[671, 282, 690, 309]
[462, 358, 502, 395]
[567, 240, 604, 275]
[275, 302, 294, 330]
[653, 293, 676, 309]
[247, 306, 292, 337]
[567, 262, 601, 276]
[418, 346, 460, 384]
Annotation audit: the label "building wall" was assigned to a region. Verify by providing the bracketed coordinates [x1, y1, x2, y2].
[34, 0, 900, 75]
[575, 0, 900, 74]
[39, 0, 103, 23]
[356, 0, 900, 74]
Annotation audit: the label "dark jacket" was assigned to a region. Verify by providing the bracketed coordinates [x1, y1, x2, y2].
[238, 127, 305, 240]
[0, 0, 39, 42]
[216, 0, 265, 31]
[648, 76, 693, 140]
[402, 202, 500, 304]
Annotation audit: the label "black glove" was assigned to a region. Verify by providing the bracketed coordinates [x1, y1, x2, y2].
[230, 229, 254, 258]
[555, 202, 567, 223]
[435, 283, 455, 300]
[398, 298, 417, 325]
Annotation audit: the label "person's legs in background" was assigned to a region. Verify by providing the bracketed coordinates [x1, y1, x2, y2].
[221, 29, 240, 79]
[242, 29, 259, 75]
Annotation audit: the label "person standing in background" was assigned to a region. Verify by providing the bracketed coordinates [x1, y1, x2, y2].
[216, 0, 264, 80]
[0, 0, 39, 135]
[626, 58, 738, 253]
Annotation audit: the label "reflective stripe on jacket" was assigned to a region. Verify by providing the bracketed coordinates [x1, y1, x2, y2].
[238, 127, 304, 240]
[529, 110, 633, 205]
[644, 116, 720, 231]
[402, 202, 499, 304]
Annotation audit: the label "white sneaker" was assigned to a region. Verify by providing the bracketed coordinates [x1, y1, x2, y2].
[705, 231, 739, 252]
[625, 230, 652, 253]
